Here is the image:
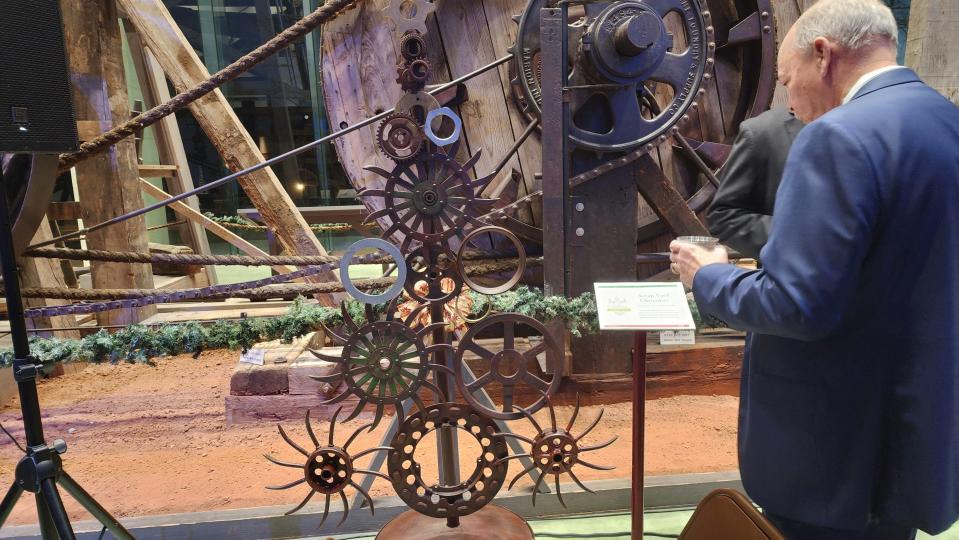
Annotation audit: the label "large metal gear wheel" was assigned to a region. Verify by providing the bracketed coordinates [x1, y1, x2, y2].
[510, 0, 714, 152]
[387, 402, 509, 519]
[361, 148, 495, 254]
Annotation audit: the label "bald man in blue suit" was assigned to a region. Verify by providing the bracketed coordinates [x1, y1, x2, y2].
[671, 1, 959, 538]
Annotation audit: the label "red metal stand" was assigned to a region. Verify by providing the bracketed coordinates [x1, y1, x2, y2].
[632, 331, 647, 540]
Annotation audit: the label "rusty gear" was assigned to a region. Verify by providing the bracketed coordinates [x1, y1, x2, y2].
[453, 313, 562, 421]
[383, 0, 436, 38]
[496, 394, 617, 508]
[309, 300, 455, 429]
[400, 31, 428, 61]
[388, 402, 509, 519]
[377, 112, 426, 162]
[396, 59, 432, 92]
[265, 408, 392, 525]
[361, 147, 495, 254]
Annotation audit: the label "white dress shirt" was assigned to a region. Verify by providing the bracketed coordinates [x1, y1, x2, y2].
[842, 65, 908, 104]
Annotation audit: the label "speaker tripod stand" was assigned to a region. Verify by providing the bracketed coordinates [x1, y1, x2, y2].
[0, 172, 133, 540]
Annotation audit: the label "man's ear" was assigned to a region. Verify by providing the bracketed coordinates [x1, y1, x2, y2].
[812, 37, 832, 77]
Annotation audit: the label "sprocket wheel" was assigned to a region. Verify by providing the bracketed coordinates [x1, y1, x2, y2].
[377, 112, 426, 162]
[361, 147, 496, 254]
[510, 0, 714, 152]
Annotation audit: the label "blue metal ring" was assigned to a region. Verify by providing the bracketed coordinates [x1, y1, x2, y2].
[340, 238, 407, 304]
[424, 107, 463, 146]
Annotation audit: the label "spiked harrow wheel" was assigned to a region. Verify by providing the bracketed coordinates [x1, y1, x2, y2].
[265, 408, 392, 526]
[361, 145, 496, 254]
[497, 395, 617, 507]
[310, 300, 455, 429]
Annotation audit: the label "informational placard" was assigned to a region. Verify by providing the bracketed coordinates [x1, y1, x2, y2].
[593, 282, 696, 331]
[239, 348, 265, 366]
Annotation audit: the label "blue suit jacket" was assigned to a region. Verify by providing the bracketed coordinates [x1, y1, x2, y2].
[694, 69, 959, 533]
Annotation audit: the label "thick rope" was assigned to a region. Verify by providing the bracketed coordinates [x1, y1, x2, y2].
[57, 0, 359, 171]
[24, 246, 529, 266]
[16, 258, 541, 301]
[25, 247, 340, 267]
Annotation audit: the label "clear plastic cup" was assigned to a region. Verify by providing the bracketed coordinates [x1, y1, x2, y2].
[676, 236, 720, 250]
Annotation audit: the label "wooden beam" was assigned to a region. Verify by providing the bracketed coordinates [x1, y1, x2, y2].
[19, 219, 80, 339]
[906, 0, 959, 105]
[124, 25, 218, 284]
[118, 0, 338, 305]
[140, 179, 296, 275]
[137, 164, 179, 178]
[60, 0, 156, 326]
[47, 202, 81, 222]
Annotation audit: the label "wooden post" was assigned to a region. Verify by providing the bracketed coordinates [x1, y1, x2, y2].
[906, 0, 959, 105]
[118, 0, 339, 305]
[60, 0, 156, 326]
[19, 220, 80, 339]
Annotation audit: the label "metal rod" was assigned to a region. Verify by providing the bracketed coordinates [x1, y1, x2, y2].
[39, 479, 75, 540]
[30, 55, 514, 251]
[0, 484, 23, 528]
[673, 132, 721, 188]
[0, 172, 44, 447]
[632, 331, 647, 540]
[487, 117, 540, 181]
[460, 363, 548, 493]
[58, 472, 134, 539]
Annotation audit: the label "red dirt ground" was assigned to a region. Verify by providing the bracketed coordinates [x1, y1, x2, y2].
[0, 350, 738, 525]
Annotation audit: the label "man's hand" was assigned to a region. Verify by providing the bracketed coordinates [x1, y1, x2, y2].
[669, 241, 730, 289]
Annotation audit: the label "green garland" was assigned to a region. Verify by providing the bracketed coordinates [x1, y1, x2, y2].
[0, 288, 716, 368]
[202, 212, 353, 233]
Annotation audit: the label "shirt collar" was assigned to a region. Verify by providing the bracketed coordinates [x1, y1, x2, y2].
[842, 65, 908, 104]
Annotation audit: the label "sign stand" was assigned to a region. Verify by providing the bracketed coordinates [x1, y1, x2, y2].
[632, 330, 647, 540]
[593, 281, 696, 540]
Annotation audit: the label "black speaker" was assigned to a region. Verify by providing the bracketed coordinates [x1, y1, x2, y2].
[0, 0, 79, 153]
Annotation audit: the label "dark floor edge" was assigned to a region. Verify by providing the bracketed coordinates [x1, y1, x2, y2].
[0, 471, 742, 539]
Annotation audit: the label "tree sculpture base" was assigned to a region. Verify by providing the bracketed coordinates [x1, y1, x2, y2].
[376, 505, 534, 540]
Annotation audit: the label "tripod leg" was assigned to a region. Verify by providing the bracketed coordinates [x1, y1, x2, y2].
[35, 492, 58, 540]
[58, 472, 134, 540]
[39, 478, 76, 540]
[0, 483, 24, 528]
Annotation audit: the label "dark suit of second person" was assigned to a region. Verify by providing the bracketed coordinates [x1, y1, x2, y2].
[706, 107, 804, 259]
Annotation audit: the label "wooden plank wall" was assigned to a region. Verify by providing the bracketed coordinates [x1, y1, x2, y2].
[906, 0, 959, 104]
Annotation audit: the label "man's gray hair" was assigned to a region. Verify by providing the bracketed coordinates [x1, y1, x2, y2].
[793, 0, 898, 51]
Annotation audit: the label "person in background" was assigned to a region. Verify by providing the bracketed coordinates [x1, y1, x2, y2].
[706, 107, 804, 259]
[670, 0, 959, 538]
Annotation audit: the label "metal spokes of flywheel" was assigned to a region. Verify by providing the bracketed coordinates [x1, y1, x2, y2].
[309, 299, 455, 429]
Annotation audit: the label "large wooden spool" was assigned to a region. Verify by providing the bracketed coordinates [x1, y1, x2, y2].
[321, 0, 778, 269]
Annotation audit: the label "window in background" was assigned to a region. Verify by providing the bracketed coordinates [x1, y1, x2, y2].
[163, 0, 350, 217]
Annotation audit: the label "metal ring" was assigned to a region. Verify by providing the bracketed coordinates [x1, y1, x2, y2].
[457, 226, 526, 295]
[340, 238, 407, 304]
[424, 107, 462, 146]
[454, 291, 493, 325]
